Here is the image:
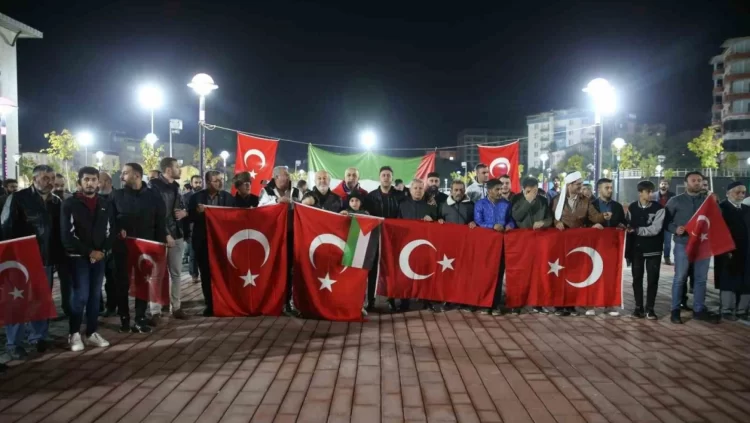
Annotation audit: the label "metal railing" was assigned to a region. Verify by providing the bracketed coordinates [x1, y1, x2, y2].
[618, 168, 750, 179]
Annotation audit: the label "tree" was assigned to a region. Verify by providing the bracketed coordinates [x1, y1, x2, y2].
[617, 144, 641, 170]
[42, 129, 79, 191]
[18, 155, 37, 182]
[100, 156, 121, 173]
[639, 155, 659, 178]
[289, 169, 307, 182]
[662, 168, 675, 181]
[722, 152, 739, 171]
[688, 127, 723, 170]
[518, 164, 525, 179]
[564, 154, 585, 174]
[141, 140, 164, 174]
[450, 171, 473, 185]
[193, 148, 222, 170]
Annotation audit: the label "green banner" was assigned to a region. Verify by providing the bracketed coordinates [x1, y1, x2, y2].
[307, 145, 432, 186]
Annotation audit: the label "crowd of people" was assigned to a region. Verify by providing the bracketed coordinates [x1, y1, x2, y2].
[1, 159, 748, 367]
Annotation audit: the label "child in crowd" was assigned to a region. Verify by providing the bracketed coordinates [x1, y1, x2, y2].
[342, 191, 370, 215]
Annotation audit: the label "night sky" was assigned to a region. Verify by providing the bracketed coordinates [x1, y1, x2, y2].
[2, 0, 749, 164]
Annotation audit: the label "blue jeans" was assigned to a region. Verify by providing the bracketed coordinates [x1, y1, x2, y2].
[672, 243, 709, 312]
[663, 231, 672, 259]
[5, 266, 54, 349]
[69, 258, 105, 336]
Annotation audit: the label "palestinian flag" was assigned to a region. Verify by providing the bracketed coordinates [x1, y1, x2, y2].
[307, 145, 435, 192]
[342, 214, 382, 269]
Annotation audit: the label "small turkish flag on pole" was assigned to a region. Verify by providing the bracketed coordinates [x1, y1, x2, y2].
[235, 134, 279, 196]
[0, 235, 57, 325]
[684, 197, 735, 262]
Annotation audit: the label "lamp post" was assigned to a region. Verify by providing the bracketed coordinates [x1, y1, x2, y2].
[78, 132, 94, 165]
[360, 130, 376, 149]
[13, 153, 21, 179]
[539, 152, 549, 189]
[189, 74, 218, 179]
[583, 78, 616, 183]
[612, 138, 626, 201]
[0, 97, 18, 180]
[460, 161, 467, 179]
[295, 160, 302, 173]
[95, 151, 104, 170]
[220, 150, 230, 184]
[655, 165, 663, 178]
[169, 119, 183, 157]
[139, 85, 163, 135]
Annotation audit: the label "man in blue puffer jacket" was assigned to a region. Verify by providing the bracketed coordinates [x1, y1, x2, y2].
[474, 178, 515, 315]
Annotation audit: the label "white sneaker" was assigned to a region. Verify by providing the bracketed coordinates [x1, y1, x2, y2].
[87, 332, 110, 348]
[608, 311, 620, 317]
[69, 333, 84, 352]
[585, 309, 596, 316]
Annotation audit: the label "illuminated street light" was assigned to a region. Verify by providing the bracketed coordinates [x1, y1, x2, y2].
[360, 130, 376, 149]
[539, 152, 549, 189]
[655, 165, 663, 177]
[189, 73, 219, 178]
[138, 85, 163, 134]
[220, 150, 230, 184]
[611, 138, 627, 201]
[583, 78, 616, 182]
[145, 133, 158, 145]
[78, 131, 94, 165]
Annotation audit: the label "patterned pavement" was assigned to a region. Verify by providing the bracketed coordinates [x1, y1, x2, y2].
[1, 263, 749, 423]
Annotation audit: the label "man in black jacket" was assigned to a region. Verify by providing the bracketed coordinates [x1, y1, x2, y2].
[61, 167, 116, 352]
[592, 178, 627, 229]
[426, 172, 448, 205]
[188, 170, 235, 316]
[148, 158, 189, 323]
[183, 175, 203, 284]
[111, 163, 167, 333]
[1, 165, 62, 359]
[310, 170, 342, 212]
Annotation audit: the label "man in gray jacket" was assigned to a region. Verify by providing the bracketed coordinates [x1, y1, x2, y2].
[665, 171, 718, 324]
[466, 163, 490, 203]
[438, 180, 476, 227]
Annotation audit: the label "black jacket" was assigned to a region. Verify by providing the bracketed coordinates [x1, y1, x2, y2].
[311, 187, 342, 213]
[0, 186, 64, 266]
[188, 189, 235, 247]
[110, 184, 167, 253]
[715, 201, 750, 293]
[61, 194, 116, 257]
[234, 192, 259, 208]
[625, 201, 665, 260]
[592, 198, 627, 228]
[182, 189, 197, 240]
[365, 186, 405, 218]
[149, 176, 185, 239]
[428, 188, 449, 205]
[398, 197, 438, 221]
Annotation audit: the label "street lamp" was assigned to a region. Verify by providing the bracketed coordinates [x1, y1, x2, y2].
[145, 133, 158, 146]
[78, 132, 94, 165]
[539, 152, 549, 189]
[95, 151, 104, 170]
[138, 85, 163, 135]
[294, 159, 302, 173]
[169, 119, 183, 157]
[612, 138, 626, 201]
[360, 130, 376, 149]
[188, 73, 218, 179]
[655, 165, 663, 178]
[0, 97, 18, 180]
[583, 78, 616, 183]
[220, 150, 230, 185]
[460, 161, 468, 179]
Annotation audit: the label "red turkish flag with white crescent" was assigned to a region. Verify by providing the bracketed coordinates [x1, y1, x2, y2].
[235, 133, 279, 195]
[293, 204, 368, 321]
[684, 197, 734, 262]
[478, 141, 520, 193]
[0, 235, 57, 325]
[126, 237, 169, 305]
[504, 228, 624, 308]
[378, 219, 502, 307]
[206, 204, 288, 316]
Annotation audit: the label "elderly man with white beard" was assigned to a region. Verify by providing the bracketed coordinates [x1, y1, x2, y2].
[311, 170, 342, 213]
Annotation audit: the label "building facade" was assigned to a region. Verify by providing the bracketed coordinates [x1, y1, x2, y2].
[711, 36, 750, 162]
[456, 129, 525, 171]
[0, 14, 43, 179]
[526, 109, 597, 169]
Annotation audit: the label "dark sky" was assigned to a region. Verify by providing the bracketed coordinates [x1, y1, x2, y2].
[3, 0, 749, 163]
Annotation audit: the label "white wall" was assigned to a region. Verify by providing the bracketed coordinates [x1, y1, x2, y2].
[0, 26, 19, 179]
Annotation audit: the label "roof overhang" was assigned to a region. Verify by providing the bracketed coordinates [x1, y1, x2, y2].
[0, 13, 43, 39]
[721, 36, 750, 49]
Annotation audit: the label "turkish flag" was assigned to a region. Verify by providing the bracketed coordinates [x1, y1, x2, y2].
[126, 238, 169, 305]
[0, 236, 57, 325]
[685, 198, 735, 262]
[504, 228, 624, 308]
[478, 141, 520, 193]
[235, 133, 279, 196]
[378, 220, 503, 307]
[206, 204, 288, 316]
[293, 204, 369, 321]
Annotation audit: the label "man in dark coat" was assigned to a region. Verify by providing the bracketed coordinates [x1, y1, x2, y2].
[310, 170, 342, 212]
[716, 181, 750, 321]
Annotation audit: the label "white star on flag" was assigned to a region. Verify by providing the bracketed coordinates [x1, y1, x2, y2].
[10, 287, 24, 300]
[548, 259, 565, 276]
[318, 272, 337, 292]
[241, 269, 259, 287]
[700, 233, 708, 242]
[437, 254, 455, 272]
[249, 169, 258, 179]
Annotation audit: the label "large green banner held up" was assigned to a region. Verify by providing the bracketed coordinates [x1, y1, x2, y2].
[307, 145, 435, 192]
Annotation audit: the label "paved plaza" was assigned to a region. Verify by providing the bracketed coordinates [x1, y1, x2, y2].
[1, 264, 749, 423]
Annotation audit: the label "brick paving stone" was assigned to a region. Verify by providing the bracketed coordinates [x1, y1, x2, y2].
[0, 265, 749, 422]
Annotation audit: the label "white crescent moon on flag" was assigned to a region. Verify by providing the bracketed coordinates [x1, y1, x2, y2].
[489, 157, 511, 177]
[0, 261, 30, 283]
[691, 215, 711, 236]
[243, 149, 267, 169]
[565, 247, 603, 288]
[398, 239, 436, 280]
[226, 229, 270, 269]
[308, 233, 348, 273]
[138, 254, 157, 281]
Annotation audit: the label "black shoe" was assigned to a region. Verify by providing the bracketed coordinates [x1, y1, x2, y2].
[631, 307, 645, 319]
[203, 308, 214, 317]
[387, 299, 398, 313]
[554, 308, 570, 317]
[664, 257, 672, 266]
[149, 314, 162, 327]
[680, 303, 692, 311]
[398, 301, 411, 312]
[491, 308, 503, 316]
[568, 307, 579, 316]
[670, 310, 682, 324]
[646, 310, 658, 320]
[693, 310, 719, 323]
[430, 303, 444, 313]
[6, 346, 28, 361]
[119, 317, 131, 333]
[366, 301, 375, 312]
[511, 308, 521, 316]
[132, 318, 153, 333]
[722, 313, 738, 322]
[282, 307, 299, 318]
[34, 340, 50, 353]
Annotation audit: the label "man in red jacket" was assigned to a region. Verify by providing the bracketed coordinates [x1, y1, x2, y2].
[332, 167, 368, 208]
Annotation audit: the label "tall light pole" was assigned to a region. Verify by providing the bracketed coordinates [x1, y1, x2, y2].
[460, 161, 468, 179]
[0, 97, 18, 180]
[78, 132, 94, 165]
[360, 129, 376, 150]
[189, 74, 218, 179]
[294, 159, 302, 173]
[169, 119, 182, 157]
[583, 78, 616, 183]
[539, 153, 549, 189]
[612, 138, 626, 201]
[220, 150, 230, 185]
[139, 85, 163, 135]
[13, 154, 21, 179]
[95, 151, 104, 170]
